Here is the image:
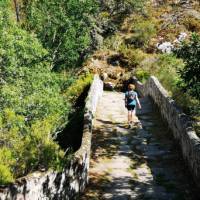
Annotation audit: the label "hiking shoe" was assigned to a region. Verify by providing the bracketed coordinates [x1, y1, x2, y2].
[135, 122, 142, 129]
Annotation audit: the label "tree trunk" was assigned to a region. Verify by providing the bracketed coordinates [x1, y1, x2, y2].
[13, 0, 20, 22]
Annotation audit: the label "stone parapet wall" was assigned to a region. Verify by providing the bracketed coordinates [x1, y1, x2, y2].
[134, 76, 200, 186]
[0, 75, 103, 200]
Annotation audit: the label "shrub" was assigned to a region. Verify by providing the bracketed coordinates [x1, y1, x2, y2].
[64, 73, 93, 104]
[21, 0, 99, 70]
[119, 45, 148, 68]
[182, 16, 200, 33]
[0, 148, 15, 184]
[154, 54, 184, 93]
[174, 33, 200, 100]
[99, 11, 110, 18]
[173, 33, 200, 128]
[0, 4, 71, 183]
[130, 19, 157, 48]
[0, 165, 14, 185]
[135, 70, 150, 83]
[103, 34, 124, 51]
[173, 89, 200, 116]
[135, 54, 184, 94]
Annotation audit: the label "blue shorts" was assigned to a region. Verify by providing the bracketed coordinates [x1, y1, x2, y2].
[127, 105, 135, 111]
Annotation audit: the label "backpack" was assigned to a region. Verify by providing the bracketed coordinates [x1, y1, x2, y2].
[126, 91, 136, 104]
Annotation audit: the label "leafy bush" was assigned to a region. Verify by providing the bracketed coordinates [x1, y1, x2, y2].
[154, 54, 184, 93]
[103, 34, 124, 51]
[130, 19, 157, 48]
[174, 33, 200, 100]
[0, 5, 71, 184]
[135, 54, 184, 94]
[0, 17, 69, 125]
[182, 16, 200, 33]
[21, 0, 99, 70]
[64, 73, 93, 104]
[135, 70, 150, 83]
[119, 45, 148, 68]
[99, 0, 145, 15]
[173, 88, 200, 116]
[135, 51, 199, 121]
[0, 148, 15, 184]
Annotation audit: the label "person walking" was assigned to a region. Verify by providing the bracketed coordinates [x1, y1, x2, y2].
[125, 84, 141, 128]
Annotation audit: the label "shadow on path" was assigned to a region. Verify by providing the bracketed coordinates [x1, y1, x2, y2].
[80, 92, 199, 200]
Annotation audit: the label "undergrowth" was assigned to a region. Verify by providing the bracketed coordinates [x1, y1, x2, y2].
[0, 72, 93, 185]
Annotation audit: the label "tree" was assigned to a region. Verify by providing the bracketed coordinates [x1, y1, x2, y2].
[0, 5, 69, 184]
[21, 0, 99, 70]
[13, 0, 20, 22]
[174, 33, 200, 100]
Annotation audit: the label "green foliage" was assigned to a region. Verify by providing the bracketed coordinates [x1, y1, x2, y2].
[173, 88, 200, 116]
[64, 73, 93, 104]
[22, 0, 99, 70]
[135, 51, 199, 119]
[130, 19, 157, 48]
[135, 54, 184, 94]
[0, 5, 72, 183]
[103, 34, 124, 51]
[0, 13, 68, 125]
[0, 164, 14, 185]
[103, 0, 145, 14]
[182, 16, 200, 33]
[174, 33, 200, 100]
[135, 70, 150, 83]
[154, 54, 183, 93]
[96, 0, 146, 36]
[119, 45, 148, 67]
[0, 148, 15, 184]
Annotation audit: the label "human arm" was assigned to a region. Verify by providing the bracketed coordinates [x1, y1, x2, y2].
[125, 92, 128, 107]
[136, 95, 141, 109]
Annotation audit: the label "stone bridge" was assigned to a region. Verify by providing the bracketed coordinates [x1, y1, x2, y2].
[81, 77, 200, 200]
[0, 75, 199, 200]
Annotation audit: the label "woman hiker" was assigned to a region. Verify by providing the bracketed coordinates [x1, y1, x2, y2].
[125, 84, 141, 128]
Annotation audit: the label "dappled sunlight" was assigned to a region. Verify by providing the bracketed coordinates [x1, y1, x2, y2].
[80, 92, 198, 200]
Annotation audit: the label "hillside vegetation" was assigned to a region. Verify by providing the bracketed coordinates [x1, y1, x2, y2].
[88, 0, 200, 133]
[0, 0, 98, 184]
[0, 0, 145, 185]
[0, 0, 199, 185]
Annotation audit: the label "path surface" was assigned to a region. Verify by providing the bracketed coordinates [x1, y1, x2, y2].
[80, 91, 198, 200]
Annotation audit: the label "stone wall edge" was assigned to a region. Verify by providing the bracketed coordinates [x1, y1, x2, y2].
[0, 74, 103, 200]
[134, 75, 200, 186]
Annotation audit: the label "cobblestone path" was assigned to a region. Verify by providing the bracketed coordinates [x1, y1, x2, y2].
[80, 91, 198, 200]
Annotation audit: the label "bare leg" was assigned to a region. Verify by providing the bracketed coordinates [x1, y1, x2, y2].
[128, 111, 131, 124]
[132, 108, 136, 124]
[133, 108, 136, 116]
[127, 110, 134, 128]
[130, 110, 133, 123]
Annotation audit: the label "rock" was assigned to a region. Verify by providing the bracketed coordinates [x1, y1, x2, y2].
[107, 53, 129, 67]
[108, 72, 119, 80]
[156, 42, 174, 53]
[100, 72, 108, 81]
[140, 120, 155, 127]
[145, 146, 168, 157]
[104, 81, 115, 90]
[173, 32, 188, 44]
[90, 29, 104, 50]
[136, 129, 152, 138]
[185, 9, 200, 20]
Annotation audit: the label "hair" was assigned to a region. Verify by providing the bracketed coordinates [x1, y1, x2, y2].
[128, 84, 135, 90]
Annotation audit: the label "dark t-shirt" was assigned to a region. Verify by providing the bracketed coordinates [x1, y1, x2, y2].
[125, 90, 138, 106]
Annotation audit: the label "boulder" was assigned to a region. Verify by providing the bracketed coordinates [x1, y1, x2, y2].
[104, 81, 115, 91]
[100, 72, 108, 81]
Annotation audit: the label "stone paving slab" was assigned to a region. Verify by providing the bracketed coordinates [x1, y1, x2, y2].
[80, 91, 198, 200]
